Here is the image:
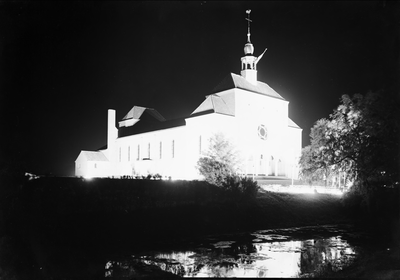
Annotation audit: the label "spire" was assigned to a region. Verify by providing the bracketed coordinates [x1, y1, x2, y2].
[246, 9, 252, 43]
[244, 10, 254, 55]
[240, 10, 267, 85]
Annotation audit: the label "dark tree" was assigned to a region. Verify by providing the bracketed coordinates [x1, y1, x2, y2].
[299, 119, 335, 186]
[300, 91, 399, 196]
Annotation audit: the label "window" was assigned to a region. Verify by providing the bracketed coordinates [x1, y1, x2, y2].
[199, 135, 202, 154]
[148, 143, 151, 159]
[137, 145, 140, 160]
[160, 141, 162, 159]
[257, 124, 268, 140]
[128, 146, 130, 161]
[94, 163, 97, 168]
[172, 140, 175, 158]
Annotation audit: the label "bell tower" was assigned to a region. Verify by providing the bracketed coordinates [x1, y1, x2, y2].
[240, 10, 267, 85]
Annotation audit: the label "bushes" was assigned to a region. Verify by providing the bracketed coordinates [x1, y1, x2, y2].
[196, 132, 259, 199]
[197, 155, 260, 200]
[197, 157, 232, 187]
[222, 175, 260, 199]
[197, 132, 242, 186]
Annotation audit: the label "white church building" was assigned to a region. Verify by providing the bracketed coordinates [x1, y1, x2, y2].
[75, 13, 302, 180]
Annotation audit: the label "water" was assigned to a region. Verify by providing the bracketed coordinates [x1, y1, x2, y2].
[104, 225, 358, 278]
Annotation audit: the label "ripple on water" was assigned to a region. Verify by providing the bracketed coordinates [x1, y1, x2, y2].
[252, 238, 264, 242]
[248, 252, 272, 261]
[212, 241, 236, 248]
[251, 233, 291, 242]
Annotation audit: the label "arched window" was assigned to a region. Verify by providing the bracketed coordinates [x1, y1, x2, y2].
[172, 140, 175, 158]
[199, 135, 202, 154]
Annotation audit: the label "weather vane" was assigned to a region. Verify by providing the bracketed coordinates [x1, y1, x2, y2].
[245, 9, 252, 43]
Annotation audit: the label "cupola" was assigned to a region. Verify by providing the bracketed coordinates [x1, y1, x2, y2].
[244, 42, 254, 55]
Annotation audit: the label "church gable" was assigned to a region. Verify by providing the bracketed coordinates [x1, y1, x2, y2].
[191, 94, 235, 117]
[122, 106, 146, 120]
[119, 106, 166, 128]
[122, 106, 166, 122]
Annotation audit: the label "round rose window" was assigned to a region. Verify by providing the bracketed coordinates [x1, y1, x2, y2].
[258, 124, 267, 140]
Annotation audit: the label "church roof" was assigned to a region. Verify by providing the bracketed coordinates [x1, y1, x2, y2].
[211, 73, 285, 100]
[79, 151, 109, 161]
[191, 94, 235, 117]
[118, 118, 186, 138]
[122, 106, 166, 121]
[288, 118, 301, 129]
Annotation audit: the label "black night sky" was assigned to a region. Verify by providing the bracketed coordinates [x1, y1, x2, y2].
[1, 1, 399, 176]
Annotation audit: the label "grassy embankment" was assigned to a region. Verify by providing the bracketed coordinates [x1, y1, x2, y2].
[22, 177, 348, 239]
[3, 178, 346, 245]
[1, 175, 398, 279]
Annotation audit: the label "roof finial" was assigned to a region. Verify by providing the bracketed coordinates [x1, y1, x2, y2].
[245, 10, 252, 43]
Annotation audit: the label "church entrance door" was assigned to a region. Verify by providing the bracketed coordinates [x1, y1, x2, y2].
[268, 156, 275, 176]
[258, 154, 267, 176]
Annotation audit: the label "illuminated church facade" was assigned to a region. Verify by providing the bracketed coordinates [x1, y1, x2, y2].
[75, 14, 302, 180]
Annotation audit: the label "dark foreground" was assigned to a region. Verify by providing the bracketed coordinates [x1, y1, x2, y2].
[0, 176, 399, 279]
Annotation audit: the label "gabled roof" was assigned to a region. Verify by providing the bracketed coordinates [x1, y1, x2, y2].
[78, 151, 108, 161]
[211, 73, 285, 100]
[191, 94, 235, 117]
[122, 106, 166, 121]
[288, 118, 301, 129]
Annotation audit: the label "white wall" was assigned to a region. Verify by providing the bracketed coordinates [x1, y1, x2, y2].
[107, 125, 188, 179]
[75, 156, 88, 177]
[287, 126, 303, 179]
[75, 158, 110, 178]
[185, 112, 238, 179]
[234, 89, 293, 176]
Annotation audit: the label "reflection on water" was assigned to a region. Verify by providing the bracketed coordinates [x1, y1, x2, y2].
[105, 226, 357, 278]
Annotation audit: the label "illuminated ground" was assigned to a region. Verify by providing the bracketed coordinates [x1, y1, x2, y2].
[256, 177, 345, 195]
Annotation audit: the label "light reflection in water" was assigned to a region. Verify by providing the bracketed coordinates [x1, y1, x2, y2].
[105, 232, 357, 278]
